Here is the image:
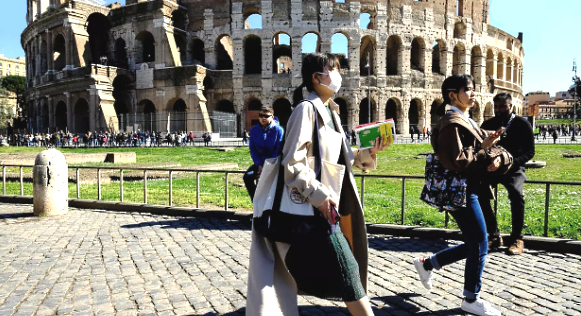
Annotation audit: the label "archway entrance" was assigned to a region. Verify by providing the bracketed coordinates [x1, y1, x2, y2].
[273, 98, 292, 127]
[409, 99, 421, 133]
[359, 98, 375, 125]
[74, 99, 90, 134]
[171, 99, 187, 132]
[55, 101, 67, 132]
[334, 98, 348, 131]
[246, 99, 262, 130]
[86, 13, 111, 65]
[385, 98, 399, 133]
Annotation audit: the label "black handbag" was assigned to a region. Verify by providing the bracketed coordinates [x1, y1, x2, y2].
[420, 153, 467, 211]
[253, 101, 336, 244]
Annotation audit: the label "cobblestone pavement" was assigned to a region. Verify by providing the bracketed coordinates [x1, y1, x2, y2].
[0, 204, 580, 316]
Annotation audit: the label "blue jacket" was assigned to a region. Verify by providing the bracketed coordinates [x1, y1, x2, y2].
[249, 120, 284, 166]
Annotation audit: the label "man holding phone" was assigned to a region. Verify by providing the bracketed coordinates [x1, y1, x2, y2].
[480, 93, 536, 255]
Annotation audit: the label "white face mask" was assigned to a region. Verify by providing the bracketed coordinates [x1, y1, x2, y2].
[317, 70, 342, 93]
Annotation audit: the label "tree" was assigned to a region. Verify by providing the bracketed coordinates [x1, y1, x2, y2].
[0, 87, 15, 130]
[0, 75, 26, 116]
[569, 76, 581, 117]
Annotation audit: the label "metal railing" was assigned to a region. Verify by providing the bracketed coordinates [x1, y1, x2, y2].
[1, 164, 580, 238]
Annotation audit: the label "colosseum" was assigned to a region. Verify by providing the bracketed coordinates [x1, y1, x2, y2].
[21, 0, 524, 136]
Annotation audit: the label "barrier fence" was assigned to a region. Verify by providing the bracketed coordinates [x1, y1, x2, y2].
[1, 164, 580, 238]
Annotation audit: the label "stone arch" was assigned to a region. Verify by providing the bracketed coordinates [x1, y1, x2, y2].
[331, 32, 349, 69]
[334, 97, 348, 129]
[386, 98, 401, 133]
[273, 32, 292, 73]
[497, 52, 504, 80]
[273, 98, 292, 127]
[432, 40, 446, 75]
[452, 43, 466, 75]
[454, 21, 467, 39]
[215, 99, 235, 113]
[246, 98, 262, 130]
[135, 99, 156, 132]
[484, 101, 493, 120]
[135, 31, 155, 64]
[245, 13, 262, 29]
[411, 37, 426, 72]
[386, 35, 402, 75]
[74, 98, 90, 134]
[486, 49, 494, 78]
[190, 38, 205, 65]
[470, 45, 483, 83]
[53, 34, 66, 71]
[302, 32, 321, 54]
[114, 38, 128, 69]
[86, 13, 111, 65]
[359, 12, 373, 30]
[409, 99, 421, 131]
[430, 99, 443, 128]
[170, 99, 187, 132]
[359, 97, 376, 125]
[55, 100, 67, 131]
[244, 35, 262, 74]
[506, 57, 513, 82]
[360, 35, 375, 76]
[216, 35, 233, 70]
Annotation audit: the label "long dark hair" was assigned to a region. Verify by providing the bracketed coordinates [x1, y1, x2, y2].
[292, 53, 340, 106]
[438, 74, 475, 116]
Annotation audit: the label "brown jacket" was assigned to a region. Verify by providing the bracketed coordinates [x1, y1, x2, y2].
[431, 110, 494, 198]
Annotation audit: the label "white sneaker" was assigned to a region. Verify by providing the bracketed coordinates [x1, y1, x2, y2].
[461, 298, 502, 316]
[413, 257, 433, 290]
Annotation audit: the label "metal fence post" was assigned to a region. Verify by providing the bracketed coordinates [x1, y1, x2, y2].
[493, 184, 498, 216]
[445, 211, 450, 228]
[360, 176, 365, 209]
[225, 172, 229, 211]
[19, 166, 23, 196]
[2, 166, 5, 195]
[169, 170, 173, 206]
[144, 170, 148, 204]
[97, 168, 101, 200]
[120, 169, 124, 202]
[544, 183, 550, 237]
[196, 172, 200, 208]
[76, 168, 80, 199]
[401, 178, 406, 225]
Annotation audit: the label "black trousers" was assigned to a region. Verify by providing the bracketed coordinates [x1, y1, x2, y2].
[481, 167, 527, 240]
[243, 165, 260, 201]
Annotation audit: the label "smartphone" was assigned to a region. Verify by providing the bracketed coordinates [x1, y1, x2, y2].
[329, 204, 340, 225]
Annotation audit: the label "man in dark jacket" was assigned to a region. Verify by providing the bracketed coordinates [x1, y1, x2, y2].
[480, 93, 535, 255]
[243, 105, 284, 201]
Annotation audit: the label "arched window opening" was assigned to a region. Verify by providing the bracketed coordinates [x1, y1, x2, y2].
[359, 98, 375, 125]
[514, 64, 519, 85]
[359, 13, 373, 30]
[432, 40, 445, 75]
[216, 35, 233, 70]
[385, 98, 399, 131]
[40, 41, 48, 74]
[191, 38, 205, 65]
[302, 32, 320, 54]
[331, 33, 349, 69]
[245, 13, 262, 29]
[135, 31, 155, 64]
[334, 98, 348, 130]
[114, 39, 128, 69]
[55, 101, 67, 131]
[216, 100, 235, 113]
[360, 36, 375, 76]
[453, 22, 466, 39]
[244, 35, 262, 74]
[497, 53, 504, 80]
[246, 99, 262, 130]
[142, 100, 156, 132]
[507, 39, 513, 51]
[506, 57, 513, 82]
[86, 13, 111, 65]
[113, 75, 132, 131]
[430, 100, 443, 128]
[54, 34, 66, 71]
[273, 98, 292, 127]
[471, 46, 483, 82]
[486, 49, 494, 78]
[74, 99, 90, 134]
[386, 36, 401, 75]
[273, 33, 292, 74]
[174, 34, 187, 65]
[171, 10, 187, 30]
[411, 37, 425, 72]
[457, 0, 464, 16]
[452, 44, 465, 76]
[409, 99, 421, 132]
[171, 99, 187, 132]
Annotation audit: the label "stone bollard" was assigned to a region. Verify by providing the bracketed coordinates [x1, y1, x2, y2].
[33, 148, 68, 216]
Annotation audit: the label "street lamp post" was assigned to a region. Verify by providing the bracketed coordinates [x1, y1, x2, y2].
[366, 51, 371, 124]
[572, 59, 577, 141]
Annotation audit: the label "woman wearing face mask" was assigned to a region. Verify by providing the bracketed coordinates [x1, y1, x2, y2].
[413, 74, 504, 316]
[246, 53, 390, 315]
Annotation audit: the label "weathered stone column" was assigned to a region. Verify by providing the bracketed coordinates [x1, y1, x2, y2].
[33, 149, 68, 216]
[47, 95, 55, 132]
[46, 30, 54, 72]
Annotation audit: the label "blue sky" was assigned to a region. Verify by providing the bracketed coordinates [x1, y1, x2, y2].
[0, 0, 574, 96]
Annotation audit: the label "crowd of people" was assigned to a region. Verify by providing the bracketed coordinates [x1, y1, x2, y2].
[535, 123, 581, 142]
[0, 130, 214, 148]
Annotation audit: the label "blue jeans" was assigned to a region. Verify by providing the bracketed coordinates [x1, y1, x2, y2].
[429, 182, 488, 300]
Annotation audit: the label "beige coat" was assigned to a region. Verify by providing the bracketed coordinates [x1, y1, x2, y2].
[246, 92, 376, 315]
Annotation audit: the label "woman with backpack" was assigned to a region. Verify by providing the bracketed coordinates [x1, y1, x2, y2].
[414, 74, 505, 316]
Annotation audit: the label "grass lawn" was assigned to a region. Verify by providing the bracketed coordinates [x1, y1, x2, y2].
[2, 144, 581, 239]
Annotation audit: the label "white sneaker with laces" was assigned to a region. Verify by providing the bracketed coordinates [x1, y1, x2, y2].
[461, 298, 502, 316]
[413, 257, 433, 290]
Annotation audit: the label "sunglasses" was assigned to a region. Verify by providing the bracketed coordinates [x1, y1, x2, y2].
[259, 114, 272, 118]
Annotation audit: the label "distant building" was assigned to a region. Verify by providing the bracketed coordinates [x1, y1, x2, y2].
[0, 54, 26, 78]
[532, 99, 574, 119]
[555, 90, 574, 101]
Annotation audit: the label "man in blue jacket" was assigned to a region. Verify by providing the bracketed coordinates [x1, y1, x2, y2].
[244, 105, 284, 201]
